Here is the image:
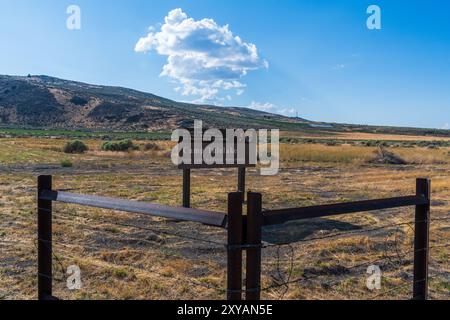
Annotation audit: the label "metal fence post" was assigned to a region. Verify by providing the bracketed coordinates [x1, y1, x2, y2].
[38, 175, 53, 300]
[246, 192, 262, 300]
[227, 192, 243, 300]
[238, 167, 246, 201]
[182, 168, 191, 208]
[413, 178, 431, 300]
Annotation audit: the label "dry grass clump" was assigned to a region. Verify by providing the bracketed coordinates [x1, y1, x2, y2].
[280, 143, 449, 165]
[394, 147, 450, 164]
[281, 144, 375, 164]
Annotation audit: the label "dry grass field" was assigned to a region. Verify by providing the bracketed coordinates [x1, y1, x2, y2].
[0, 135, 449, 300]
[281, 130, 450, 142]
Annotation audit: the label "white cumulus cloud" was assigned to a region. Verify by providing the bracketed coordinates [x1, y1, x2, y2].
[249, 101, 296, 117]
[135, 8, 267, 103]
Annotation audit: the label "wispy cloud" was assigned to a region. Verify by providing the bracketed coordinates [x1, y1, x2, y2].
[332, 63, 346, 70]
[442, 123, 449, 130]
[135, 8, 267, 103]
[248, 101, 296, 117]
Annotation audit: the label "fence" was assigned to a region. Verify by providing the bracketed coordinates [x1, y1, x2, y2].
[37, 175, 436, 300]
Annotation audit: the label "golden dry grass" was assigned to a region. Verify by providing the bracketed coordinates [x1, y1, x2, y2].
[281, 143, 450, 165]
[0, 136, 448, 300]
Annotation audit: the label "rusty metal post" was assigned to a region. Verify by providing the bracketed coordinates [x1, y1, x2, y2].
[227, 192, 243, 300]
[237, 167, 246, 202]
[38, 175, 53, 300]
[246, 192, 262, 300]
[182, 168, 191, 208]
[413, 178, 431, 300]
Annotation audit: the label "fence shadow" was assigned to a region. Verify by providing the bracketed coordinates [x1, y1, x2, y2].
[262, 218, 361, 245]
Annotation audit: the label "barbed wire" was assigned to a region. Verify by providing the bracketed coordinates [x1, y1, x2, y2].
[32, 203, 450, 252]
[261, 215, 449, 277]
[33, 203, 228, 294]
[431, 216, 450, 222]
[50, 227, 220, 267]
[261, 242, 449, 293]
[33, 202, 449, 299]
[262, 213, 447, 298]
[263, 222, 406, 248]
[49, 212, 229, 272]
[262, 217, 450, 249]
[45, 242, 226, 295]
[267, 244, 295, 300]
[368, 271, 449, 300]
[44, 206, 228, 295]
[38, 202, 232, 294]
[262, 222, 415, 268]
[381, 224, 412, 269]
[367, 281, 414, 300]
[33, 238, 67, 282]
[46, 205, 226, 248]
[43, 233, 447, 300]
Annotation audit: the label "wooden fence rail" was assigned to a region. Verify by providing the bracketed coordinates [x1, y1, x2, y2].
[36, 176, 431, 301]
[39, 189, 227, 227]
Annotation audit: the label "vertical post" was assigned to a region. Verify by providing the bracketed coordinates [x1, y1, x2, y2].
[227, 192, 243, 300]
[182, 168, 191, 208]
[246, 192, 262, 300]
[413, 178, 430, 300]
[237, 167, 246, 201]
[38, 175, 52, 300]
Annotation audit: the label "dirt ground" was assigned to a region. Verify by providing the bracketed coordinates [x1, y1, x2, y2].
[0, 137, 448, 300]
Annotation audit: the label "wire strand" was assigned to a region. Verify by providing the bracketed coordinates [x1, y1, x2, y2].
[50, 209, 226, 247]
[261, 242, 449, 292]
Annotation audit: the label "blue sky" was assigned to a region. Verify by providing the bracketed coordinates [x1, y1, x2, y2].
[0, 0, 449, 129]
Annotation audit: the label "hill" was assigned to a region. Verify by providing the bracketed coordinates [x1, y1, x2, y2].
[0, 74, 449, 137]
[0, 75, 313, 131]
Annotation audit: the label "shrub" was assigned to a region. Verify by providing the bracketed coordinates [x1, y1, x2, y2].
[60, 159, 73, 167]
[373, 140, 387, 147]
[325, 140, 338, 146]
[70, 96, 88, 106]
[143, 142, 163, 151]
[63, 140, 88, 154]
[363, 140, 375, 147]
[113, 268, 128, 279]
[101, 139, 139, 152]
[101, 142, 113, 151]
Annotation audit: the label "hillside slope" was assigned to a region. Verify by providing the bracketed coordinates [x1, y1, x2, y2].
[0, 75, 312, 131]
[1, 74, 449, 137]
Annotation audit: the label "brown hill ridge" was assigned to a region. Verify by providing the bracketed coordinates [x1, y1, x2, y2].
[0, 75, 312, 131]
